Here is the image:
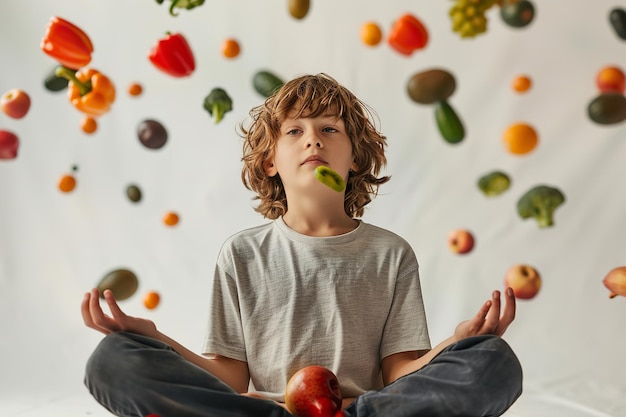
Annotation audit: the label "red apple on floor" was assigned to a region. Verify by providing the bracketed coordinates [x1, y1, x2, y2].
[504, 264, 541, 299]
[285, 365, 342, 417]
[1, 89, 31, 119]
[602, 266, 626, 299]
[0, 130, 19, 159]
[448, 229, 475, 254]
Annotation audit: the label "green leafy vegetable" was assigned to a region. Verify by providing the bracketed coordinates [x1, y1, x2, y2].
[478, 171, 511, 197]
[155, 0, 205, 16]
[516, 185, 565, 228]
[203, 88, 233, 124]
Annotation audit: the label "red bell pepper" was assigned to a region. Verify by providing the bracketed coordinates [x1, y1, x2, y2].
[56, 66, 116, 116]
[40, 16, 93, 70]
[148, 32, 196, 77]
[387, 13, 429, 56]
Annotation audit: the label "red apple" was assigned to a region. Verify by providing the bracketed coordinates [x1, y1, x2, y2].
[1, 89, 31, 119]
[504, 264, 541, 299]
[602, 266, 626, 299]
[448, 229, 475, 254]
[0, 129, 19, 159]
[285, 366, 342, 417]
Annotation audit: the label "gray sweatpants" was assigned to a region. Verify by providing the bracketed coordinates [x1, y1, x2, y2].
[84, 332, 522, 417]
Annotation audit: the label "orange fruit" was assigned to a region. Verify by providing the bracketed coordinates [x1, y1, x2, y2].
[163, 211, 179, 226]
[360, 22, 383, 46]
[511, 75, 532, 93]
[58, 174, 76, 193]
[81, 116, 97, 134]
[502, 123, 538, 155]
[221, 38, 241, 59]
[127, 82, 143, 96]
[143, 291, 161, 309]
[596, 66, 625, 93]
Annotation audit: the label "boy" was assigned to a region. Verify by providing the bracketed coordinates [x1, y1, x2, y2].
[82, 73, 522, 417]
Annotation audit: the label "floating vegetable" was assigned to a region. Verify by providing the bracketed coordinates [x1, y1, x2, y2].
[148, 32, 195, 78]
[163, 211, 180, 226]
[516, 185, 565, 228]
[587, 93, 626, 125]
[155, 0, 205, 16]
[127, 82, 143, 97]
[40, 16, 93, 70]
[288, 0, 310, 19]
[477, 171, 511, 196]
[221, 38, 241, 59]
[502, 122, 538, 155]
[80, 116, 97, 134]
[407, 69, 456, 105]
[97, 268, 139, 301]
[143, 291, 161, 309]
[57, 173, 77, 193]
[0, 130, 19, 160]
[56, 66, 116, 116]
[500, 0, 535, 28]
[44, 66, 74, 92]
[603, 266, 626, 299]
[511, 75, 532, 93]
[449, 0, 496, 38]
[435, 101, 465, 144]
[137, 119, 168, 149]
[126, 184, 142, 203]
[360, 22, 383, 47]
[203, 88, 233, 124]
[314, 166, 346, 192]
[595, 66, 625, 94]
[387, 13, 428, 55]
[609, 8, 626, 41]
[253, 70, 284, 98]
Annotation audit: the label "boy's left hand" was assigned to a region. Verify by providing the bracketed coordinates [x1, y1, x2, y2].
[454, 287, 516, 339]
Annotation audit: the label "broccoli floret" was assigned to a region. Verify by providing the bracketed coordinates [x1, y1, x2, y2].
[478, 170, 511, 197]
[516, 185, 565, 228]
[203, 87, 233, 124]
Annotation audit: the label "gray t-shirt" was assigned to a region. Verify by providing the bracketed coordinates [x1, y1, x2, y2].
[202, 217, 431, 401]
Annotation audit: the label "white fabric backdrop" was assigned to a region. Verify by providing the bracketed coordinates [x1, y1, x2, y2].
[1, 1, 625, 415]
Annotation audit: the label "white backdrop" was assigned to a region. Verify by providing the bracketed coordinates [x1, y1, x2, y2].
[1, 1, 625, 416]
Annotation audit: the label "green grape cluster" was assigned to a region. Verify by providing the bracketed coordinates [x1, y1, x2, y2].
[449, 0, 497, 38]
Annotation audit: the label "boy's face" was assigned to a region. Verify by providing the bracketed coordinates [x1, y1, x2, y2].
[265, 113, 356, 194]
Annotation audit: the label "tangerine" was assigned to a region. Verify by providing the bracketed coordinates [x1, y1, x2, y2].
[503, 123, 538, 155]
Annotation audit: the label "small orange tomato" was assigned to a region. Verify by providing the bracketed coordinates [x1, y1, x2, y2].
[127, 82, 143, 96]
[58, 174, 76, 193]
[360, 22, 383, 46]
[596, 66, 625, 93]
[81, 116, 97, 134]
[143, 291, 161, 309]
[511, 75, 532, 93]
[163, 211, 179, 226]
[221, 38, 241, 59]
[502, 122, 538, 155]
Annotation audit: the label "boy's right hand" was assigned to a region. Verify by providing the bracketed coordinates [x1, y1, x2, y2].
[81, 288, 158, 337]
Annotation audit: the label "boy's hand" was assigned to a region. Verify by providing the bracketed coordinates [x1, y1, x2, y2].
[454, 287, 516, 340]
[81, 288, 158, 337]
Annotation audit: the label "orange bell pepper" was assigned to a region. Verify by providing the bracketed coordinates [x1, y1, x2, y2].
[40, 16, 93, 70]
[387, 13, 429, 56]
[56, 67, 116, 116]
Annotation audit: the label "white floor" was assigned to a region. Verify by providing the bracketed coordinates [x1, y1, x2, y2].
[1, 386, 618, 417]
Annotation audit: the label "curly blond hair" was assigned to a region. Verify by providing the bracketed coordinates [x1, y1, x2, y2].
[239, 73, 390, 219]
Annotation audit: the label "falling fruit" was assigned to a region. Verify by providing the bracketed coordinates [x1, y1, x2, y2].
[143, 291, 161, 309]
[504, 264, 541, 300]
[58, 174, 77, 193]
[81, 116, 97, 134]
[97, 268, 139, 301]
[511, 75, 532, 93]
[137, 119, 168, 150]
[595, 66, 625, 94]
[221, 38, 241, 58]
[126, 184, 142, 203]
[0, 130, 19, 159]
[602, 266, 626, 298]
[163, 211, 180, 226]
[127, 82, 143, 97]
[360, 22, 383, 46]
[502, 122, 538, 155]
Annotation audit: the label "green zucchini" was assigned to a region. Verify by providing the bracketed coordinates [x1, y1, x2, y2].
[434, 100, 465, 144]
[252, 70, 284, 98]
